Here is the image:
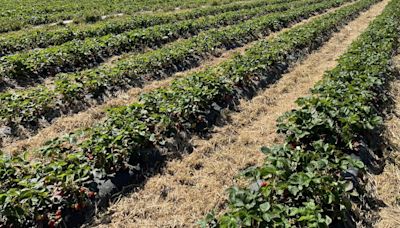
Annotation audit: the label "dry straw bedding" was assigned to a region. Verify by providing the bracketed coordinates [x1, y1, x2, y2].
[1, 1, 355, 155]
[372, 55, 400, 228]
[91, 1, 390, 226]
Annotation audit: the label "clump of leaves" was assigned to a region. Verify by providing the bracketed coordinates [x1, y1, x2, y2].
[208, 0, 400, 226]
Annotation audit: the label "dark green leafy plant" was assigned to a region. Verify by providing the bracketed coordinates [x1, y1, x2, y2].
[0, 0, 381, 226]
[0, 0, 312, 80]
[210, 0, 400, 226]
[0, 0, 252, 33]
[0, 0, 351, 137]
[0, 0, 296, 56]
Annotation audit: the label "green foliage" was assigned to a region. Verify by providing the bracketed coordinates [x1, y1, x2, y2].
[0, 0, 295, 56]
[0, 0, 250, 33]
[0, 151, 92, 227]
[211, 0, 400, 226]
[0, 0, 386, 226]
[0, 0, 309, 79]
[0, 0, 349, 134]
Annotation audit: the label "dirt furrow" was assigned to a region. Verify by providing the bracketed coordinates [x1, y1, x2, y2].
[91, 1, 389, 227]
[372, 55, 400, 228]
[1, 2, 351, 154]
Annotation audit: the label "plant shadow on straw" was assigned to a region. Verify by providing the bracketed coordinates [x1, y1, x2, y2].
[81, 59, 293, 228]
[342, 55, 400, 228]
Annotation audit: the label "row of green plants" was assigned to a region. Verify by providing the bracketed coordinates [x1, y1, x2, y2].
[0, 0, 379, 226]
[0, 0, 307, 81]
[0, 0, 350, 138]
[205, 0, 400, 226]
[0, 0, 244, 33]
[0, 0, 295, 56]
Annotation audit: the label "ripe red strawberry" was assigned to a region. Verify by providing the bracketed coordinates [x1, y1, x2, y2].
[74, 203, 82, 211]
[289, 142, 297, 149]
[55, 210, 62, 220]
[260, 181, 269, 187]
[87, 191, 96, 199]
[48, 220, 56, 228]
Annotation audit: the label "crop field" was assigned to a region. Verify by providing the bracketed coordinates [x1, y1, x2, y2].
[0, 0, 399, 227]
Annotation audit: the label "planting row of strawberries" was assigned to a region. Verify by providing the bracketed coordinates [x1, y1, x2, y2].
[0, 0, 243, 33]
[0, 0, 314, 82]
[0, 0, 379, 226]
[206, 0, 400, 227]
[0, 0, 350, 139]
[0, 0, 294, 56]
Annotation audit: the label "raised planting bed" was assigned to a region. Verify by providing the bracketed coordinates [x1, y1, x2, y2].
[0, 0, 380, 226]
[206, 0, 400, 226]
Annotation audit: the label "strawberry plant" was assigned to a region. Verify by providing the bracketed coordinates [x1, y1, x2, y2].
[0, 0, 252, 33]
[0, 0, 321, 80]
[208, 0, 400, 226]
[0, 0, 380, 226]
[0, 0, 351, 137]
[0, 0, 295, 56]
